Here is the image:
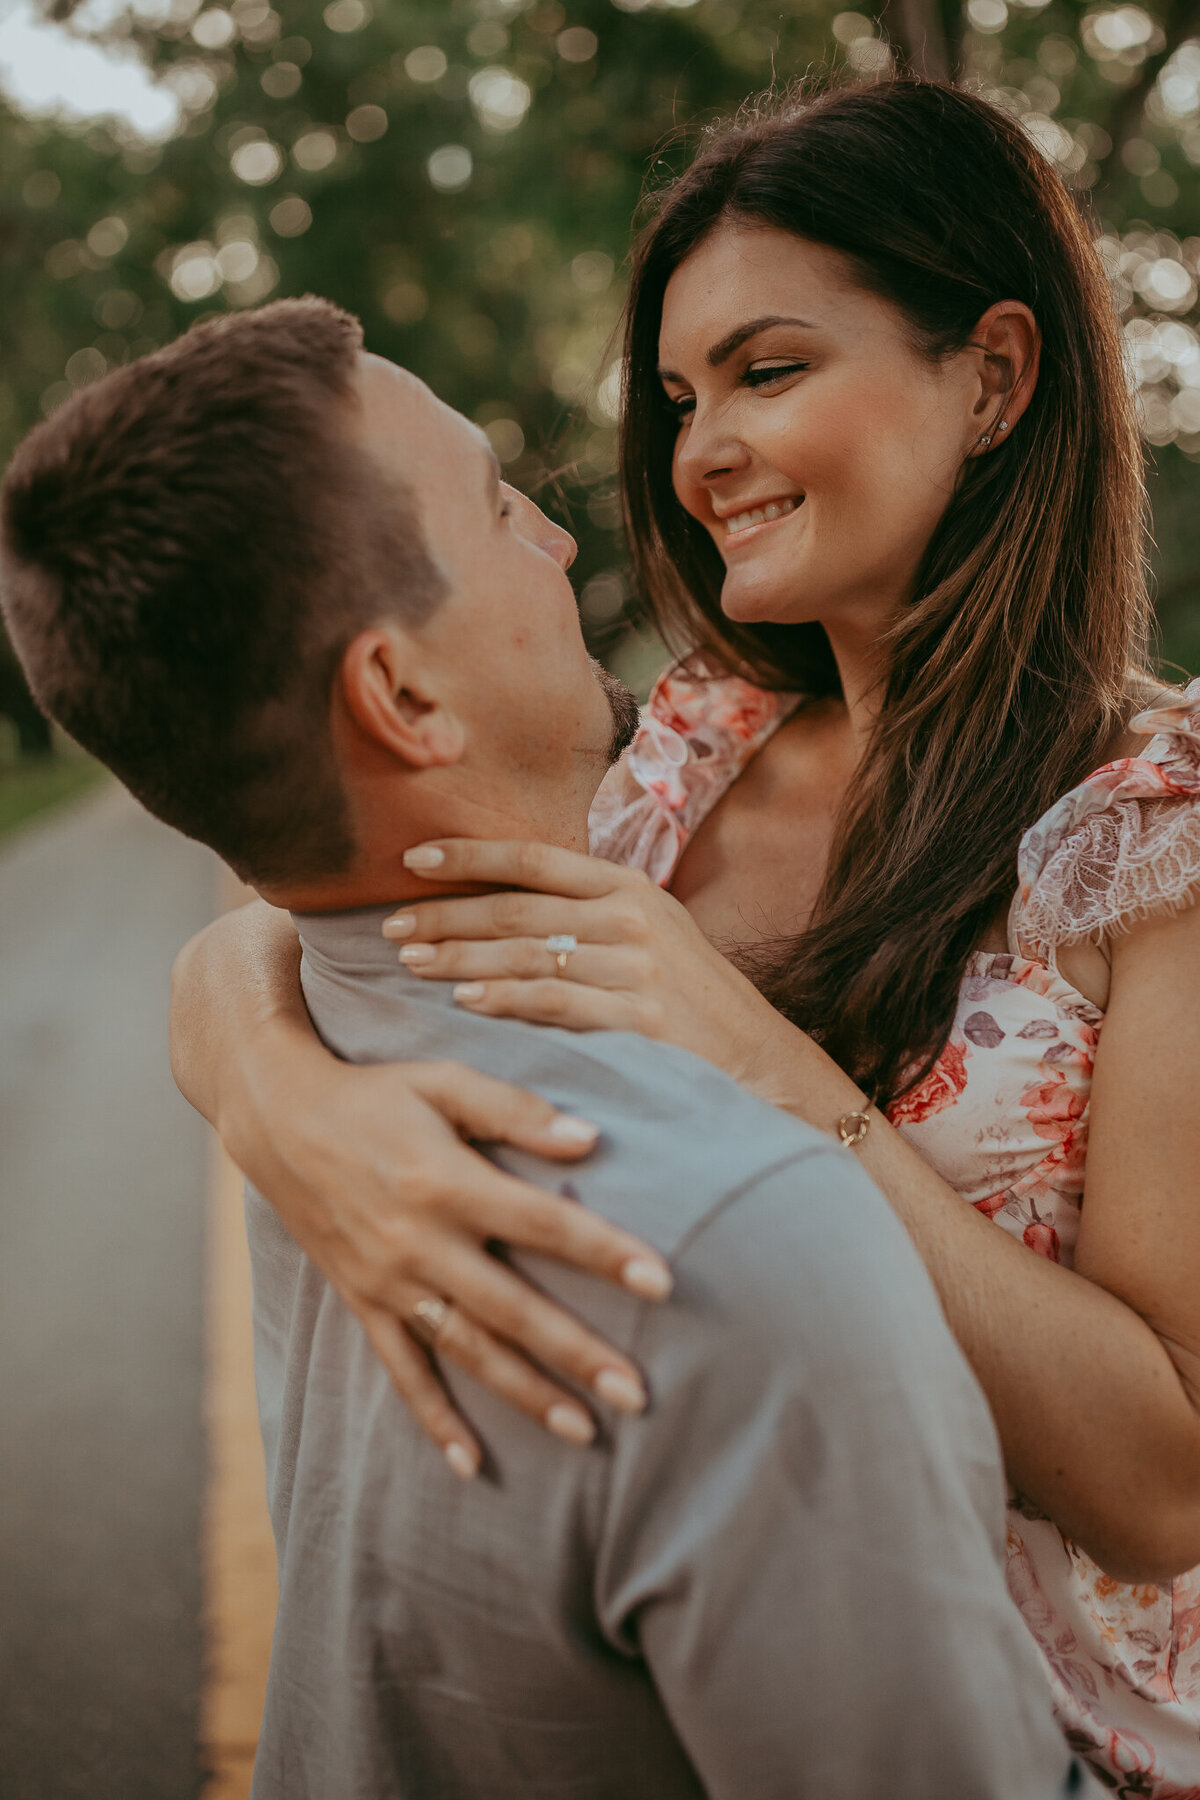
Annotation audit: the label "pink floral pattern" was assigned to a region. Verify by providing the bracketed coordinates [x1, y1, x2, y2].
[589, 658, 802, 882]
[886, 1034, 970, 1127]
[589, 662, 1200, 1797]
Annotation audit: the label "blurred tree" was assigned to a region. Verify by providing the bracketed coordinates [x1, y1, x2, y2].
[0, 0, 1198, 709]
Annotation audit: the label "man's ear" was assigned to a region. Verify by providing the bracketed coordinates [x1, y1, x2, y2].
[338, 626, 465, 769]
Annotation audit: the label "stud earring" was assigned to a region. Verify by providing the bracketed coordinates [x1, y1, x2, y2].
[998, 420, 1009, 432]
[979, 435, 992, 448]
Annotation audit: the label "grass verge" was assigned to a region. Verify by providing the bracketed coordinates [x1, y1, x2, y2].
[0, 752, 107, 844]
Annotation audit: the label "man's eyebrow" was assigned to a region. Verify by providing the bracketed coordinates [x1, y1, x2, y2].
[657, 314, 820, 384]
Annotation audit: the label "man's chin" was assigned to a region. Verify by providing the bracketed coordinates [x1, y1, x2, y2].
[591, 658, 641, 764]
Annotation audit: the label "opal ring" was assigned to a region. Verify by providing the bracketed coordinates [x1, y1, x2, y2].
[546, 933, 578, 977]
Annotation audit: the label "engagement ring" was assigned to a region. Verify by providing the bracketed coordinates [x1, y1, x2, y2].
[546, 933, 577, 977]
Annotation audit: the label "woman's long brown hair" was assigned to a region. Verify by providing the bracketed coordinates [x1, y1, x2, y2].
[619, 78, 1153, 1107]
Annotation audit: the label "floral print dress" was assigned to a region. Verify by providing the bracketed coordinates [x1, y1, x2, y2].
[589, 661, 1200, 1799]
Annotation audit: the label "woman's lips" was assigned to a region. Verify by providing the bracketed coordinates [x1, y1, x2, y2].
[721, 495, 804, 547]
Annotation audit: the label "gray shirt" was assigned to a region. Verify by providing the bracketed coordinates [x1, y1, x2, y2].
[246, 904, 1077, 1800]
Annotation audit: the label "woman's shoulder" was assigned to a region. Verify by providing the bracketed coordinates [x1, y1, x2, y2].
[588, 656, 803, 884]
[1014, 677, 1200, 959]
[642, 655, 799, 744]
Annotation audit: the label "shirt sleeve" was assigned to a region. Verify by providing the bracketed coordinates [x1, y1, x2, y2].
[593, 1146, 1074, 1800]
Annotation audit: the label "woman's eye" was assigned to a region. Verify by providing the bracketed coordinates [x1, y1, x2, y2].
[743, 361, 809, 388]
[663, 364, 807, 421]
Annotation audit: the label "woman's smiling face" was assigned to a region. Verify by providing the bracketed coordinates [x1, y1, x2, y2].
[658, 223, 987, 632]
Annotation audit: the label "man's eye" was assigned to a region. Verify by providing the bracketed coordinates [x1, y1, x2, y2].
[743, 361, 809, 388]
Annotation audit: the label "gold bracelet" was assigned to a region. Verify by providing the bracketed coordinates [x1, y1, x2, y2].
[835, 1109, 872, 1150]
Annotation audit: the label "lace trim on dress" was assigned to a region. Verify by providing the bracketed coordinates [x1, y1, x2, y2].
[1012, 679, 1200, 962]
[588, 660, 803, 887]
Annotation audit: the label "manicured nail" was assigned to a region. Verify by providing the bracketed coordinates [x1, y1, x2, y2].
[382, 914, 417, 939]
[398, 944, 436, 966]
[546, 1403, 596, 1445]
[621, 1257, 673, 1301]
[453, 982, 485, 1004]
[546, 1115, 599, 1145]
[403, 845, 444, 871]
[444, 1442, 478, 1481]
[594, 1369, 647, 1414]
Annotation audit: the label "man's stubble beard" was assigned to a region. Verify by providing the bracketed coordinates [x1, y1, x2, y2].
[591, 657, 641, 764]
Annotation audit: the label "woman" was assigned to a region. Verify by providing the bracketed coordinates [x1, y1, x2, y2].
[173, 82, 1200, 1789]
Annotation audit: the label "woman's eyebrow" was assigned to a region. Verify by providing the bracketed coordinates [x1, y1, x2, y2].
[657, 314, 820, 384]
[707, 315, 819, 364]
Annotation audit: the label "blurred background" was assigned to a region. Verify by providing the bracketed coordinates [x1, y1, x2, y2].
[1, 0, 1199, 1795]
[3, 0, 1200, 790]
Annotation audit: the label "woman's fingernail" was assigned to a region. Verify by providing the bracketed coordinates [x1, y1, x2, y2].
[403, 845, 445, 871]
[546, 1403, 596, 1445]
[383, 914, 417, 939]
[444, 1442, 479, 1481]
[398, 944, 436, 967]
[621, 1257, 673, 1301]
[546, 1115, 599, 1145]
[594, 1369, 647, 1414]
[453, 982, 486, 1004]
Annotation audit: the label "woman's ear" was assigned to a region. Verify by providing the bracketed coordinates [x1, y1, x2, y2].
[966, 300, 1041, 455]
[337, 626, 466, 769]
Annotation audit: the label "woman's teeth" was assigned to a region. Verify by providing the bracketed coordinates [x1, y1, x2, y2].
[726, 497, 801, 535]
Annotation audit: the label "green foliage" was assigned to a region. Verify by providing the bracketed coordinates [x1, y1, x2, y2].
[1, 0, 1198, 673]
[0, 729, 105, 838]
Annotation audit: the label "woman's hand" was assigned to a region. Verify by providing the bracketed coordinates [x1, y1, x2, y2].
[172, 903, 673, 1482]
[383, 838, 791, 1094]
[249, 1054, 674, 1478]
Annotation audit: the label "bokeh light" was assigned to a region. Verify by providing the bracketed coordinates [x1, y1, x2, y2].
[427, 143, 473, 192]
[3, 0, 1200, 686]
[468, 67, 533, 134]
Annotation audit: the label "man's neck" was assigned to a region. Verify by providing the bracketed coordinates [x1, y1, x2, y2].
[261, 795, 593, 915]
[269, 866, 518, 914]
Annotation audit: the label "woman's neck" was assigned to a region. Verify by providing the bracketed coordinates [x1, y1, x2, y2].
[821, 615, 890, 763]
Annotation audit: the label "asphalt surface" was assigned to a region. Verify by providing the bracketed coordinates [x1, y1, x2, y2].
[0, 784, 216, 1800]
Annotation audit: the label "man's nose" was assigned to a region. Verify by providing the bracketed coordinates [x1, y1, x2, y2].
[547, 521, 577, 571]
[505, 482, 577, 569]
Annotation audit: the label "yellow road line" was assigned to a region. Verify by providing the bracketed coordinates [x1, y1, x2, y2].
[200, 876, 278, 1798]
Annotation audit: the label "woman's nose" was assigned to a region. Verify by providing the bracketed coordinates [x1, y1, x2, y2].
[673, 406, 750, 490]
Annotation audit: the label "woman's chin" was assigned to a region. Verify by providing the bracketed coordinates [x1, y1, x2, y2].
[719, 577, 819, 629]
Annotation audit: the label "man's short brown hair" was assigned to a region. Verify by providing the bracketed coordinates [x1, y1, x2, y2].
[0, 297, 445, 884]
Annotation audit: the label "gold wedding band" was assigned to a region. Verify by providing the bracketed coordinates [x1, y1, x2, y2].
[546, 933, 577, 978]
[409, 1295, 450, 1348]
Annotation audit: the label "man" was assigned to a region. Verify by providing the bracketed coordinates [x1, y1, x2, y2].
[0, 299, 1087, 1797]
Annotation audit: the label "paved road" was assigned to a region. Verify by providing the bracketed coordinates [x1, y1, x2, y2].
[0, 784, 216, 1800]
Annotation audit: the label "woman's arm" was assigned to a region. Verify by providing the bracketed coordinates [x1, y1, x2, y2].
[788, 1013, 1200, 1586]
[170, 899, 673, 1476]
[392, 839, 1200, 1578]
[760, 899, 1200, 1584]
[170, 896, 304, 1145]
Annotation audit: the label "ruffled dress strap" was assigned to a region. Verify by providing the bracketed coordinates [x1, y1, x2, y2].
[1011, 678, 1200, 964]
[588, 659, 804, 886]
